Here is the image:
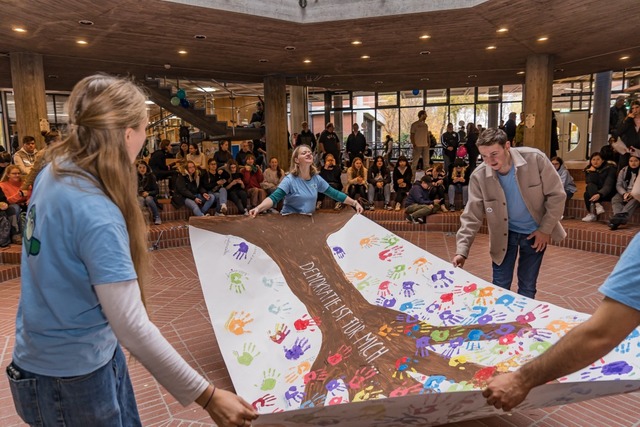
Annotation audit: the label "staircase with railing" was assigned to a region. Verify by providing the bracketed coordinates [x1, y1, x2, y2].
[140, 77, 262, 141]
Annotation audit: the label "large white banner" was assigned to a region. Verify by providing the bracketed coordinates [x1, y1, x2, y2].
[189, 212, 640, 426]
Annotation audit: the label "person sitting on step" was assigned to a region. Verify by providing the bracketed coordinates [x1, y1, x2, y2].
[609, 153, 640, 230]
[425, 164, 448, 213]
[317, 153, 343, 210]
[172, 161, 215, 217]
[447, 158, 470, 211]
[200, 158, 229, 216]
[367, 155, 393, 211]
[392, 155, 412, 211]
[582, 152, 617, 222]
[225, 160, 249, 215]
[404, 175, 442, 224]
[136, 160, 161, 225]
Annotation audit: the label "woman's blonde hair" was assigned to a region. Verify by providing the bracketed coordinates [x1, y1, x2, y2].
[289, 144, 318, 177]
[46, 74, 149, 298]
[1, 165, 22, 182]
[348, 157, 366, 180]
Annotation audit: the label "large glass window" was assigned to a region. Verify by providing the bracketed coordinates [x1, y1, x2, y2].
[477, 86, 500, 102]
[450, 87, 474, 104]
[377, 92, 398, 107]
[427, 89, 447, 104]
[353, 91, 375, 109]
[400, 90, 423, 107]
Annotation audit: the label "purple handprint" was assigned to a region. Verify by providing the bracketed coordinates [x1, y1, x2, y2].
[332, 246, 346, 259]
[402, 281, 418, 297]
[284, 337, 311, 360]
[233, 242, 249, 260]
[284, 385, 305, 404]
[375, 296, 396, 308]
[415, 335, 436, 357]
[325, 379, 347, 395]
[431, 270, 455, 289]
[438, 309, 464, 326]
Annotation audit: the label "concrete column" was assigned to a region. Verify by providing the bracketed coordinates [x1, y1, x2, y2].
[523, 54, 554, 154]
[591, 71, 612, 153]
[290, 85, 308, 136]
[487, 87, 500, 128]
[264, 74, 289, 169]
[9, 52, 48, 149]
[333, 95, 344, 148]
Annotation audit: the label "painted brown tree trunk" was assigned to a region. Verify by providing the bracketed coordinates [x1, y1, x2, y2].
[191, 212, 528, 404]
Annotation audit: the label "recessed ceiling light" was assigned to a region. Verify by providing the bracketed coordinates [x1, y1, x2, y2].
[419, 35, 431, 40]
[517, 71, 525, 75]
[419, 50, 430, 55]
[374, 81, 383, 84]
[284, 46, 296, 51]
[420, 77, 429, 81]
[12, 27, 27, 33]
[537, 36, 549, 42]
[197, 87, 217, 92]
[178, 50, 187, 54]
[258, 58, 269, 63]
[303, 59, 311, 63]
[47, 74, 59, 79]
[78, 20, 94, 26]
[360, 55, 370, 59]
[496, 27, 508, 33]
[76, 40, 88, 45]
[351, 40, 362, 45]
[145, 100, 155, 105]
[486, 45, 496, 50]
[467, 74, 477, 78]
[193, 34, 207, 40]
[620, 56, 630, 60]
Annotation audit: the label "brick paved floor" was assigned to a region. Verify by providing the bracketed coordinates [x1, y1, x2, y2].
[0, 231, 638, 426]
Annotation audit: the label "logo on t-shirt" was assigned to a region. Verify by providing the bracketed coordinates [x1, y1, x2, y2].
[25, 205, 40, 256]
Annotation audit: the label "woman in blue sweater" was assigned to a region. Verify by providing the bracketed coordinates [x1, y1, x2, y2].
[250, 145, 363, 216]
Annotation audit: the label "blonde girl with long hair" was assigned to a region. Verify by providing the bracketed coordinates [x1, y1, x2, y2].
[7, 75, 257, 427]
[249, 144, 363, 216]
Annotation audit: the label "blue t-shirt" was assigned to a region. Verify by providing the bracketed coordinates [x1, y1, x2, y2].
[278, 174, 329, 214]
[599, 233, 640, 312]
[13, 164, 137, 377]
[497, 163, 538, 234]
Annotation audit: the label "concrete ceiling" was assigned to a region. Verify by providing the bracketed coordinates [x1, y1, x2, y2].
[1, 0, 639, 93]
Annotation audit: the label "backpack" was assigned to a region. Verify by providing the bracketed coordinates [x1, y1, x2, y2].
[0, 214, 11, 247]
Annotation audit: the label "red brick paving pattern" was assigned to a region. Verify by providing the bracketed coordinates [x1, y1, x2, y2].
[0, 232, 639, 426]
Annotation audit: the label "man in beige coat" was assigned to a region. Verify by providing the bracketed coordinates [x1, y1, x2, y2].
[452, 128, 566, 299]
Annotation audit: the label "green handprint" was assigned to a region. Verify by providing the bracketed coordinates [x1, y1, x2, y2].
[228, 270, 248, 293]
[387, 264, 407, 280]
[256, 368, 280, 391]
[380, 234, 400, 248]
[233, 342, 260, 366]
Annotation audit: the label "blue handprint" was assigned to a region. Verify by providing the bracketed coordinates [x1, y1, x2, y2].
[233, 242, 249, 260]
[495, 294, 528, 312]
[399, 299, 425, 312]
[332, 246, 346, 259]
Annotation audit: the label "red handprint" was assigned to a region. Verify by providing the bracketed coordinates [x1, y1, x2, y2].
[326, 344, 353, 366]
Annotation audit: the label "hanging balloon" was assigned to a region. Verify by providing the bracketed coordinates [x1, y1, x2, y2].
[177, 89, 186, 99]
[170, 96, 180, 106]
[412, 89, 420, 96]
[180, 98, 190, 108]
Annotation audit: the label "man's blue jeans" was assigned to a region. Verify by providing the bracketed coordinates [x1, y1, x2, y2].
[492, 230, 545, 299]
[7, 345, 141, 426]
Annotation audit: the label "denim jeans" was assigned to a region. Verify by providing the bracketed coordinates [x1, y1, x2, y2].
[185, 194, 215, 216]
[138, 195, 160, 220]
[492, 230, 545, 299]
[7, 345, 141, 427]
[367, 183, 391, 204]
[213, 188, 228, 211]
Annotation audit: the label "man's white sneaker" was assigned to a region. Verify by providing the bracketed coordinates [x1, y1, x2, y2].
[581, 213, 597, 222]
[594, 203, 605, 215]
